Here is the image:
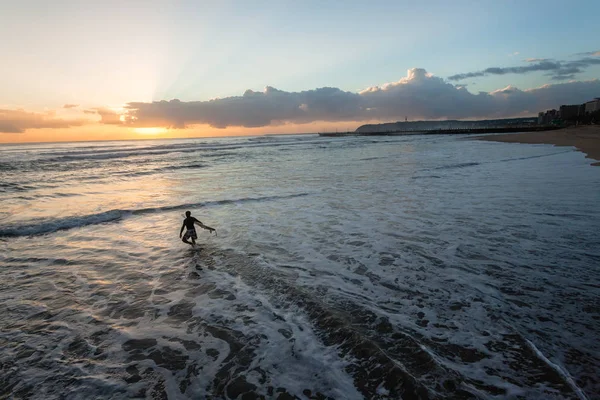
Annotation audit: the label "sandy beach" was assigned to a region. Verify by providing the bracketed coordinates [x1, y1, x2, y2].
[475, 125, 600, 166]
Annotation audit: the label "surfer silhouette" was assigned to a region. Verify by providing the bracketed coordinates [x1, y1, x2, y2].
[179, 211, 216, 245]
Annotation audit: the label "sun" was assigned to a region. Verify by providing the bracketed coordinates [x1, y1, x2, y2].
[133, 127, 167, 135]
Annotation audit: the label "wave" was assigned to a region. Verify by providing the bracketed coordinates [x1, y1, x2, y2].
[0, 182, 35, 192]
[85, 162, 207, 179]
[496, 150, 573, 163]
[411, 175, 441, 179]
[246, 135, 309, 143]
[38, 144, 251, 163]
[46, 149, 195, 162]
[4, 138, 325, 170]
[40, 138, 329, 163]
[0, 209, 125, 238]
[0, 193, 309, 238]
[358, 156, 382, 161]
[159, 162, 205, 172]
[43, 142, 207, 158]
[0, 162, 209, 194]
[433, 162, 480, 170]
[98, 162, 207, 179]
[421, 151, 571, 174]
[0, 162, 18, 171]
[37, 144, 227, 162]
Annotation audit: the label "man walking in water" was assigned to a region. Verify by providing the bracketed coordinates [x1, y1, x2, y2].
[180, 210, 216, 245]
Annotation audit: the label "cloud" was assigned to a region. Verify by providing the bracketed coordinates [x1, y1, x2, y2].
[63, 104, 79, 109]
[448, 55, 600, 81]
[93, 107, 123, 125]
[577, 50, 600, 57]
[120, 68, 600, 129]
[4, 69, 599, 134]
[124, 86, 363, 129]
[81, 107, 123, 124]
[0, 109, 87, 133]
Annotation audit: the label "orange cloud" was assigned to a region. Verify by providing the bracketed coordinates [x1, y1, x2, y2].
[93, 107, 123, 125]
[0, 108, 88, 133]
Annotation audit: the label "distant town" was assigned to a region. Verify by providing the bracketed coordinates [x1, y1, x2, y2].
[538, 97, 600, 125]
[319, 97, 600, 137]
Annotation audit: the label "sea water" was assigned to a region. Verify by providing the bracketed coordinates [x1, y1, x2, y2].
[1, 134, 599, 399]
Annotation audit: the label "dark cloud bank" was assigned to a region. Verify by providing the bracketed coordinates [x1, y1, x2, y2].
[449, 55, 600, 81]
[123, 69, 600, 130]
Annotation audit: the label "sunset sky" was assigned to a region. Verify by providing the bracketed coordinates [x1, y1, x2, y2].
[1, 0, 600, 143]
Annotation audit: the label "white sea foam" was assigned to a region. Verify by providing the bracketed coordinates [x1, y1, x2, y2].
[524, 339, 589, 400]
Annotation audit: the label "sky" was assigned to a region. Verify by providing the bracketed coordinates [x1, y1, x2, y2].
[1, 0, 599, 143]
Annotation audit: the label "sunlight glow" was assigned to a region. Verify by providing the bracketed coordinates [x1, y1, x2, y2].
[134, 127, 167, 135]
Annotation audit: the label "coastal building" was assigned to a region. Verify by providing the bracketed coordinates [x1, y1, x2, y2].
[538, 109, 558, 125]
[559, 105, 580, 120]
[537, 97, 599, 125]
[584, 98, 600, 114]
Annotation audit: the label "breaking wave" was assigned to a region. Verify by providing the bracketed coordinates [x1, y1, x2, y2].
[0, 193, 309, 238]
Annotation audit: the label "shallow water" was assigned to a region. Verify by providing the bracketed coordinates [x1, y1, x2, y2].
[1, 134, 599, 399]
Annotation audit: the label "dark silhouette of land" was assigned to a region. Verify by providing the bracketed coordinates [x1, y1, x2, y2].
[318, 117, 556, 136]
[319, 125, 558, 137]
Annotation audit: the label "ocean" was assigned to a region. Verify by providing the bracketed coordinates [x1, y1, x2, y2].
[1, 133, 599, 399]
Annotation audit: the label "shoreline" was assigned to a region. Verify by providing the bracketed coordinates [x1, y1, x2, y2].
[474, 125, 600, 166]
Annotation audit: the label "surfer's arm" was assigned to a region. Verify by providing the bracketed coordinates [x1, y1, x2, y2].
[179, 222, 185, 237]
[195, 220, 215, 232]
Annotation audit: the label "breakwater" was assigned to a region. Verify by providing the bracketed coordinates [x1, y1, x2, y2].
[318, 125, 560, 137]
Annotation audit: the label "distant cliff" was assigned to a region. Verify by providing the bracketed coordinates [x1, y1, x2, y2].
[356, 118, 536, 133]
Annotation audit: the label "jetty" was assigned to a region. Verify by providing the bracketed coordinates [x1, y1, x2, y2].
[318, 125, 560, 137]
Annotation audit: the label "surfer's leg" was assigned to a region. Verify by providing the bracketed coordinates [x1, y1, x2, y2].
[182, 230, 194, 245]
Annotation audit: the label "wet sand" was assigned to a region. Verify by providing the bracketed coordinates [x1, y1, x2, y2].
[475, 125, 600, 166]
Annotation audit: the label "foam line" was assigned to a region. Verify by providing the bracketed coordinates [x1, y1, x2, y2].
[524, 338, 589, 400]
